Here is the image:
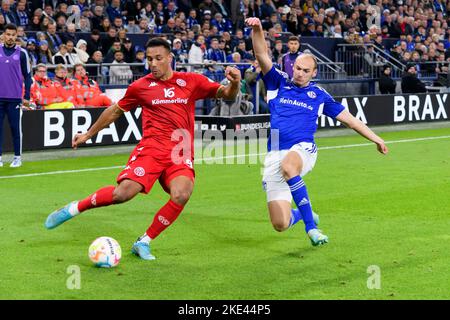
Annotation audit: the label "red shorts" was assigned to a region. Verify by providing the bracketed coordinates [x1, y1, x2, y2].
[116, 144, 195, 194]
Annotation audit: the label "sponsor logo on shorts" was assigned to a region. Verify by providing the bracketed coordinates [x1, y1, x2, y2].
[262, 181, 267, 191]
[158, 215, 170, 226]
[134, 167, 145, 177]
[176, 79, 186, 87]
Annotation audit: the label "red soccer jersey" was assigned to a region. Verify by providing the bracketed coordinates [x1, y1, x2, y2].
[118, 72, 221, 159]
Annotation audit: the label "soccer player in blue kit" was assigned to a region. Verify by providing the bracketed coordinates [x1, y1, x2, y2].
[246, 18, 389, 246]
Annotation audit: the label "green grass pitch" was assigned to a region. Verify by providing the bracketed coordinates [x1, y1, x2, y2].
[0, 126, 449, 299]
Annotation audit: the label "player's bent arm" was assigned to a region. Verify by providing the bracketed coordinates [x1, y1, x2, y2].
[72, 103, 124, 148]
[335, 109, 389, 154]
[246, 18, 273, 75]
[216, 81, 240, 100]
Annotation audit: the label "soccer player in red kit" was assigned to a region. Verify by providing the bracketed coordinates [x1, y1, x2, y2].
[45, 38, 241, 260]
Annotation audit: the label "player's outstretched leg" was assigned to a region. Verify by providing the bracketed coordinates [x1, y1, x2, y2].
[131, 238, 156, 261]
[45, 185, 116, 229]
[45, 201, 78, 229]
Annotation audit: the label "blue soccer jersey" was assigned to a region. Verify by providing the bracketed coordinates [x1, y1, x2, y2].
[262, 66, 345, 151]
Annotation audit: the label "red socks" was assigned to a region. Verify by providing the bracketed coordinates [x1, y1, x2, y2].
[146, 200, 184, 239]
[77, 185, 115, 213]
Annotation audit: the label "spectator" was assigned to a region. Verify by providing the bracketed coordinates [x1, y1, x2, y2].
[52, 44, 72, 66]
[76, 39, 90, 64]
[99, 17, 112, 32]
[106, 0, 124, 23]
[125, 16, 141, 33]
[164, 1, 179, 22]
[121, 37, 135, 63]
[73, 63, 112, 107]
[1, 0, 19, 26]
[272, 39, 285, 63]
[28, 14, 41, 31]
[187, 8, 199, 29]
[37, 40, 53, 65]
[91, 5, 106, 31]
[172, 38, 188, 65]
[401, 64, 427, 93]
[109, 50, 133, 84]
[104, 39, 122, 63]
[61, 23, 78, 45]
[26, 38, 38, 67]
[53, 64, 83, 107]
[86, 29, 103, 56]
[66, 40, 82, 65]
[31, 64, 74, 109]
[234, 39, 253, 62]
[101, 27, 118, 55]
[378, 65, 396, 94]
[79, 16, 91, 33]
[211, 12, 232, 34]
[14, 0, 29, 28]
[188, 34, 206, 70]
[131, 47, 145, 76]
[45, 23, 63, 55]
[86, 50, 108, 83]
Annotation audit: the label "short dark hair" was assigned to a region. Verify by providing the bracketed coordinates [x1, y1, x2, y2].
[5, 24, 18, 32]
[145, 37, 171, 52]
[288, 35, 300, 43]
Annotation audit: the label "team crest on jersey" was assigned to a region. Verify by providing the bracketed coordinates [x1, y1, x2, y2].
[134, 167, 145, 177]
[176, 79, 186, 87]
[307, 91, 317, 99]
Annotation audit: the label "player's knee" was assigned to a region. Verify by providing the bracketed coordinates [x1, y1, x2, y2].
[112, 189, 133, 203]
[281, 162, 299, 180]
[170, 189, 192, 206]
[272, 221, 289, 232]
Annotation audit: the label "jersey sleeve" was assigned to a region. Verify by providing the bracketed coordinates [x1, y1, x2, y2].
[117, 80, 141, 112]
[321, 89, 345, 119]
[261, 65, 288, 91]
[190, 73, 221, 100]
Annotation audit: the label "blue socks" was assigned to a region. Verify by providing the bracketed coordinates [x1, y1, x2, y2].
[289, 209, 302, 227]
[287, 176, 316, 232]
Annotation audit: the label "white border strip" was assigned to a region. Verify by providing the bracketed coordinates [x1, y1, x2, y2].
[1, 135, 449, 180]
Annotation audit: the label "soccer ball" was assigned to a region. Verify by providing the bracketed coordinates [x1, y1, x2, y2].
[88, 237, 122, 268]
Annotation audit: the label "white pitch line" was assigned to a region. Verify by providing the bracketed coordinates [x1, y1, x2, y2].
[1, 135, 449, 180]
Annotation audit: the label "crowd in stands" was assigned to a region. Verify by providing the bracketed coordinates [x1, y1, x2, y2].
[0, 0, 449, 111]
